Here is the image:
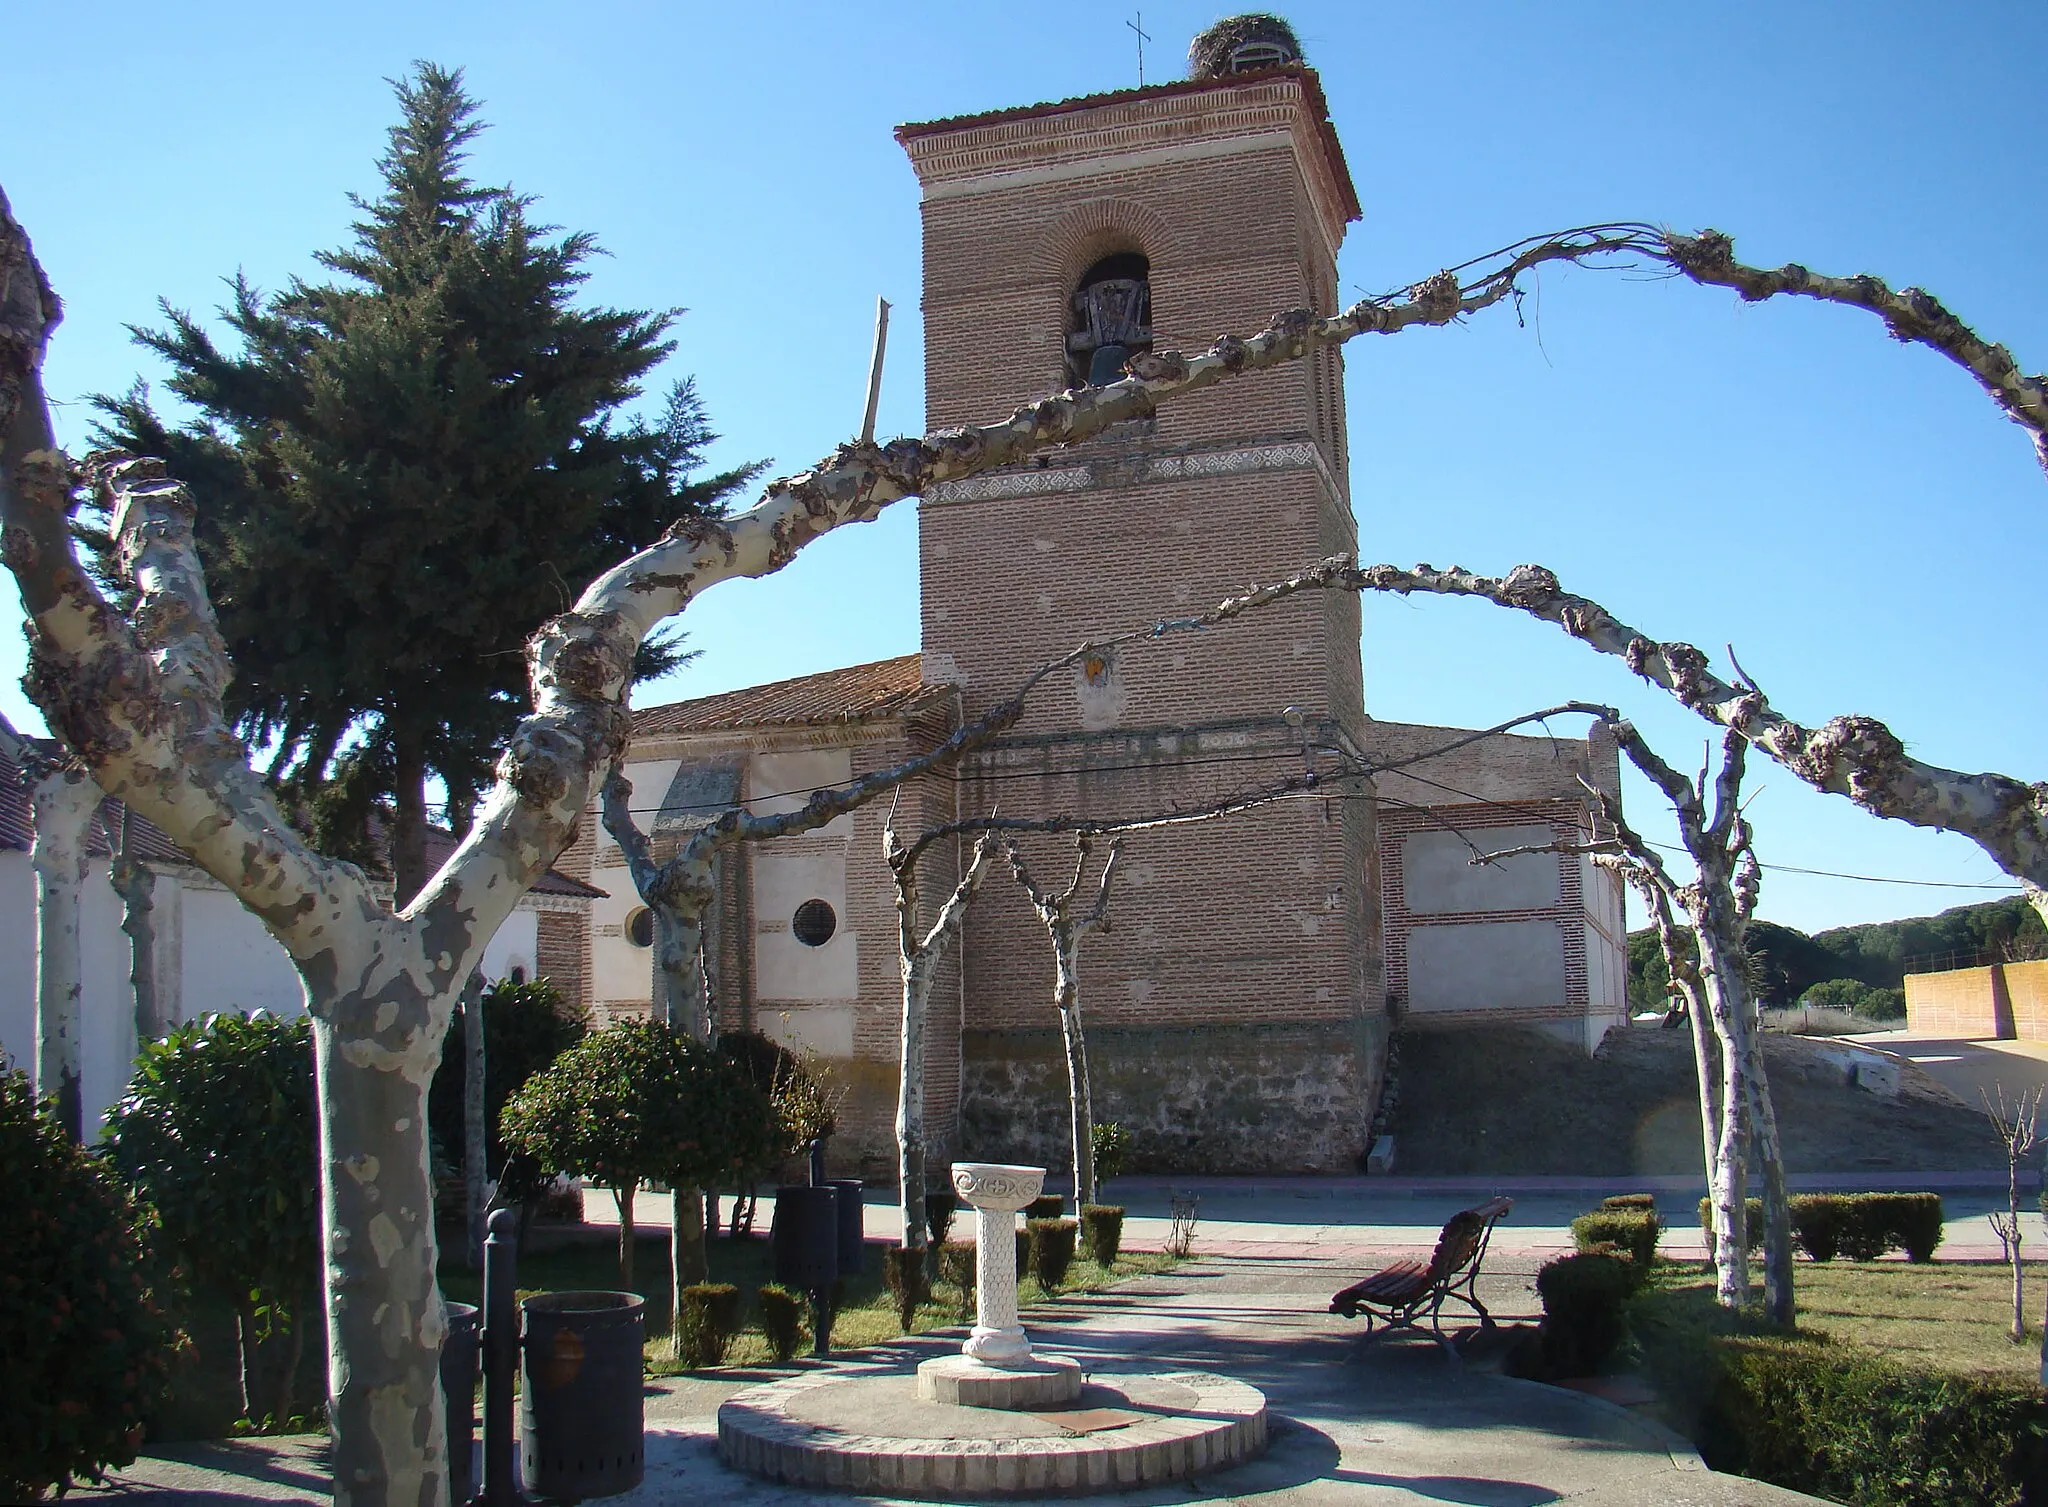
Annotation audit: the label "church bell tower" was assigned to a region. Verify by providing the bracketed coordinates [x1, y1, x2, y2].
[897, 16, 1386, 1173]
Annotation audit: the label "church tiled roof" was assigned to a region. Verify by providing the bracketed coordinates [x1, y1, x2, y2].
[631, 654, 949, 735]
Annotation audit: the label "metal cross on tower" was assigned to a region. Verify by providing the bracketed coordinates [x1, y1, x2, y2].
[1127, 11, 1153, 86]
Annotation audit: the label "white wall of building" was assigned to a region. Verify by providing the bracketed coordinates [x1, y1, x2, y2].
[0, 849, 552, 1133]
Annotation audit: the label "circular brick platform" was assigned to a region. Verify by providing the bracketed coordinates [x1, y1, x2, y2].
[717, 1366, 1267, 1498]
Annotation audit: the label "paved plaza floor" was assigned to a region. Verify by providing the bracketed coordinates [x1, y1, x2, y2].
[77, 1250, 1826, 1505]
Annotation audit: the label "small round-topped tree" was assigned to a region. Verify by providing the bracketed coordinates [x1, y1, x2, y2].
[1187, 13, 1303, 77]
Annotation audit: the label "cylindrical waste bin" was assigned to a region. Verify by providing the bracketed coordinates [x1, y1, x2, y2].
[440, 1301, 479, 1506]
[826, 1179, 867, 1276]
[519, 1290, 645, 1500]
[771, 1186, 841, 1293]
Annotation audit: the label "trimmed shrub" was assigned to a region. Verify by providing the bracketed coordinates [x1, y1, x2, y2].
[938, 1241, 977, 1318]
[1027, 1219, 1079, 1289]
[1790, 1195, 1843, 1262]
[1537, 1251, 1634, 1377]
[1026, 1194, 1065, 1221]
[1600, 1193, 1658, 1212]
[756, 1285, 804, 1363]
[924, 1190, 959, 1250]
[1080, 1204, 1125, 1267]
[1572, 1209, 1660, 1269]
[1836, 1195, 1891, 1262]
[1881, 1193, 1945, 1263]
[1016, 1226, 1030, 1281]
[675, 1283, 741, 1369]
[1697, 1196, 1766, 1252]
[882, 1246, 928, 1329]
[1704, 1336, 2048, 1506]
[1, 1071, 177, 1499]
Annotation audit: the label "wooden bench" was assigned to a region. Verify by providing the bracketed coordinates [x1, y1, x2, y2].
[1329, 1195, 1513, 1353]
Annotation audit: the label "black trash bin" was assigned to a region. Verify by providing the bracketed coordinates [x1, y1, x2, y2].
[519, 1291, 645, 1500]
[771, 1186, 841, 1293]
[826, 1179, 867, 1277]
[440, 1300, 479, 1506]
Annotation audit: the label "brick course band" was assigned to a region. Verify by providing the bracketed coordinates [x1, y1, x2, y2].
[716, 1367, 1268, 1498]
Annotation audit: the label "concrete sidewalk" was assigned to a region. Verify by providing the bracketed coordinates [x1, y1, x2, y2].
[585, 1175, 2021, 1264]
[74, 1252, 1824, 1505]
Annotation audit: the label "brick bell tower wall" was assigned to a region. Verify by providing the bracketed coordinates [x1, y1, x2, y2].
[900, 69, 1387, 1174]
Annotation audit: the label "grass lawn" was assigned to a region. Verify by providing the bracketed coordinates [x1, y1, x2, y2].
[436, 1230, 1175, 1372]
[1634, 1258, 2048, 1380]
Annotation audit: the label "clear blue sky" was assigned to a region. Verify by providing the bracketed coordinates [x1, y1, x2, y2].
[7, 1, 2043, 935]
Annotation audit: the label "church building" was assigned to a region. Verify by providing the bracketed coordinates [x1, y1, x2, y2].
[550, 18, 1629, 1176]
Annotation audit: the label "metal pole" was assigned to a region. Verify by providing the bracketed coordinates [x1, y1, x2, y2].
[480, 1207, 521, 1506]
[859, 296, 891, 444]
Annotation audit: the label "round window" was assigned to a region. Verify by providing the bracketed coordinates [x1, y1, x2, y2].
[792, 899, 837, 948]
[624, 907, 654, 948]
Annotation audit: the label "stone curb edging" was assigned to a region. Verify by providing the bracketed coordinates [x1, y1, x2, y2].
[1493, 1375, 1707, 1473]
[717, 1368, 1267, 1498]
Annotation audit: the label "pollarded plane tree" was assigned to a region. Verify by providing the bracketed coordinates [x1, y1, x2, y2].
[1476, 710, 1794, 1324]
[8, 174, 2042, 1499]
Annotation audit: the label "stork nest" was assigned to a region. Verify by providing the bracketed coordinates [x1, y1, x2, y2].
[1187, 13, 1304, 78]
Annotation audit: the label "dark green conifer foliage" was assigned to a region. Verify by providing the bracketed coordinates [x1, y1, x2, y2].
[89, 63, 761, 899]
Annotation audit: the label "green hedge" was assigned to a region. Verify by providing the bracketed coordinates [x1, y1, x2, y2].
[1696, 1193, 1943, 1262]
[1573, 1209, 1660, 1269]
[1026, 1194, 1065, 1221]
[1080, 1204, 1124, 1266]
[675, 1283, 741, 1369]
[1026, 1218, 1078, 1288]
[1536, 1251, 1634, 1377]
[881, 1246, 928, 1329]
[938, 1241, 977, 1318]
[1703, 1337, 2048, 1506]
[756, 1285, 804, 1362]
[1600, 1193, 1658, 1212]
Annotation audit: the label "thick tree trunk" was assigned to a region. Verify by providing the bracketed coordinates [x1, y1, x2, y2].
[1704, 962, 1751, 1308]
[310, 1013, 452, 1507]
[1744, 1027, 1796, 1327]
[30, 766, 96, 1140]
[391, 728, 429, 909]
[896, 953, 935, 1251]
[652, 903, 710, 1041]
[1052, 938, 1096, 1210]
[462, 971, 486, 1269]
[670, 1189, 705, 1345]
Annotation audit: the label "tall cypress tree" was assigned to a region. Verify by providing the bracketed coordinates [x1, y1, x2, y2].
[90, 64, 759, 899]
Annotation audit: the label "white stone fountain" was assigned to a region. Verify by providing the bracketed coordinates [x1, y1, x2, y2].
[915, 1162, 1083, 1408]
[717, 1161, 1268, 1497]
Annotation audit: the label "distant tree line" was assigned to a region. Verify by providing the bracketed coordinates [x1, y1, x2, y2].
[1627, 895, 2047, 1018]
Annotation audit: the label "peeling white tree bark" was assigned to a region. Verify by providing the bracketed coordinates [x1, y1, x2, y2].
[1006, 837, 1122, 1211]
[885, 823, 999, 1250]
[29, 758, 96, 1141]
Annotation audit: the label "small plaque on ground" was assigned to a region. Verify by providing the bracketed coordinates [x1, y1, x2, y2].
[1027, 1407, 1142, 1434]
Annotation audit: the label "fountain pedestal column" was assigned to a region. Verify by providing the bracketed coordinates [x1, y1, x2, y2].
[915, 1162, 1081, 1408]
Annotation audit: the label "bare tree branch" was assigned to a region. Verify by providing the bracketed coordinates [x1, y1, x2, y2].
[1659, 230, 2048, 474]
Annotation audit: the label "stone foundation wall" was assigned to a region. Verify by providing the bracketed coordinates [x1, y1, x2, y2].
[959, 1017, 1386, 1176]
